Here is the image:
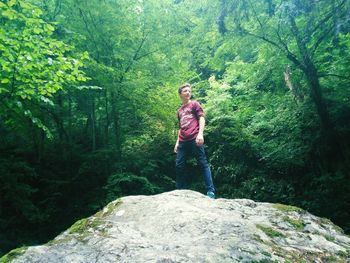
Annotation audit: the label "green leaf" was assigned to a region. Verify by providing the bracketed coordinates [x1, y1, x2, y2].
[0, 87, 9, 93]
[19, 1, 32, 10]
[44, 23, 55, 32]
[33, 27, 42, 34]
[2, 9, 17, 19]
[8, 0, 17, 7]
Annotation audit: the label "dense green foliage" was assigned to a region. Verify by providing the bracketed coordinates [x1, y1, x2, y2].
[1, 0, 349, 256]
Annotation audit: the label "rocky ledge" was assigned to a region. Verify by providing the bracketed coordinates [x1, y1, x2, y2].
[2, 190, 350, 262]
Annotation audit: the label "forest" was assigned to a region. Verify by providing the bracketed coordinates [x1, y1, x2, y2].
[1, 0, 350, 256]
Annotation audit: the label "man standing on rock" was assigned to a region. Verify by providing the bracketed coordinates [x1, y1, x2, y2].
[174, 83, 215, 199]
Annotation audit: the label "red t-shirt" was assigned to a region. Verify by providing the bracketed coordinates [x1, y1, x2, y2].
[177, 100, 204, 142]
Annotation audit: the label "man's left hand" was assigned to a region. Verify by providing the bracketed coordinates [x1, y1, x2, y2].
[196, 134, 204, 146]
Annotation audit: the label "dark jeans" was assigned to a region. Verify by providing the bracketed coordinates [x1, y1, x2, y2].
[175, 139, 215, 193]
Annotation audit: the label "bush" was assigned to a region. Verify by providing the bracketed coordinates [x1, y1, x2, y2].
[104, 172, 160, 202]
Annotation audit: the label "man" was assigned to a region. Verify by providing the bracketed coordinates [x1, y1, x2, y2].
[174, 83, 215, 199]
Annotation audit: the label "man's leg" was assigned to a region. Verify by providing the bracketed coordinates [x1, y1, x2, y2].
[192, 141, 215, 193]
[175, 141, 188, 189]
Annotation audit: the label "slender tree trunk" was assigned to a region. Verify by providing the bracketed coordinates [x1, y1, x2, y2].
[68, 91, 73, 177]
[217, 0, 228, 34]
[265, 0, 275, 16]
[90, 93, 96, 152]
[111, 90, 121, 159]
[104, 88, 110, 147]
[38, 129, 45, 165]
[57, 93, 64, 141]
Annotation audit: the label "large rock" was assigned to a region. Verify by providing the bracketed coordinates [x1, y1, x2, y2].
[2, 190, 350, 262]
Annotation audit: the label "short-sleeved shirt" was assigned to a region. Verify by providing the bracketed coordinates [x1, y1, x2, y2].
[177, 100, 204, 142]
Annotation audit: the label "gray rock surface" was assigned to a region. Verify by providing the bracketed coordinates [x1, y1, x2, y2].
[2, 190, 350, 262]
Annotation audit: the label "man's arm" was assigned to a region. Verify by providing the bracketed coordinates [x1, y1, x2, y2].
[196, 116, 205, 146]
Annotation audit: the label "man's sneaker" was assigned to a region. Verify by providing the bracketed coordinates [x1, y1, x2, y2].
[207, 191, 215, 199]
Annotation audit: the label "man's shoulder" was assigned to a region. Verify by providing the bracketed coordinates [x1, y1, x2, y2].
[185, 100, 199, 108]
[177, 101, 201, 112]
[191, 100, 203, 109]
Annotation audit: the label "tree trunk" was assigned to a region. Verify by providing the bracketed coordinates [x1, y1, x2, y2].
[90, 93, 96, 152]
[111, 90, 122, 159]
[287, 13, 348, 164]
[68, 91, 73, 177]
[104, 88, 110, 147]
[289, 14, 332, 132]
[304, 65, 332, 132]
[217, 0, 228, 35]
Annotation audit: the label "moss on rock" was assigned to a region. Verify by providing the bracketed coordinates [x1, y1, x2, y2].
[283, 216, 305, 231]
[0, 247, 27, 263]
[256, 224, 284, 238]
[94, 199, 122, 218]
[272, 203, 302, 213]
[68, 218, 89, 234]
[319, 217, 345, 234]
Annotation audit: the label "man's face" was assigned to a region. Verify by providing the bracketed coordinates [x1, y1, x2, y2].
[180, 86, 191, 101]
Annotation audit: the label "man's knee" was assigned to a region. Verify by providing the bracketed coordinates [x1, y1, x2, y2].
[199, 161, 210, 170]
[175, 160, 185, 170]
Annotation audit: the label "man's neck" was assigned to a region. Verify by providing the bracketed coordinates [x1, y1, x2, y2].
[182, 99, 191, 105]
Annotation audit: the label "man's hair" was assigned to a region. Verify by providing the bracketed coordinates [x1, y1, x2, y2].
[178, 83, 191, 94]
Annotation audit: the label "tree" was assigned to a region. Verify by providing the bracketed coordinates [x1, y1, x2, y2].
[0, 0, 87, 135]
[218, 0, 350, 135]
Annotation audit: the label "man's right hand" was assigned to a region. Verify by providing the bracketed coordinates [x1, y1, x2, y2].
[174, 143, 179, 153]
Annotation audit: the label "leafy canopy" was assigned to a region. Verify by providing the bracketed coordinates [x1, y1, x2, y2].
[0, 0, 88, 136]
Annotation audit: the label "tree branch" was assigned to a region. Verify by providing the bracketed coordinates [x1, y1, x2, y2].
[123, 30, 149, 74]
[135, 49, 160, 61]
[79, 8, 101, 62]
[318, 73, 350, 81]
[248, 0, 264, 30]
[241, 27, 306, 71]
[310, 0, 346, 37]
[310, 0, 347, 55]
[311, 25, 334, 56]
[52, 0, 62, 20]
